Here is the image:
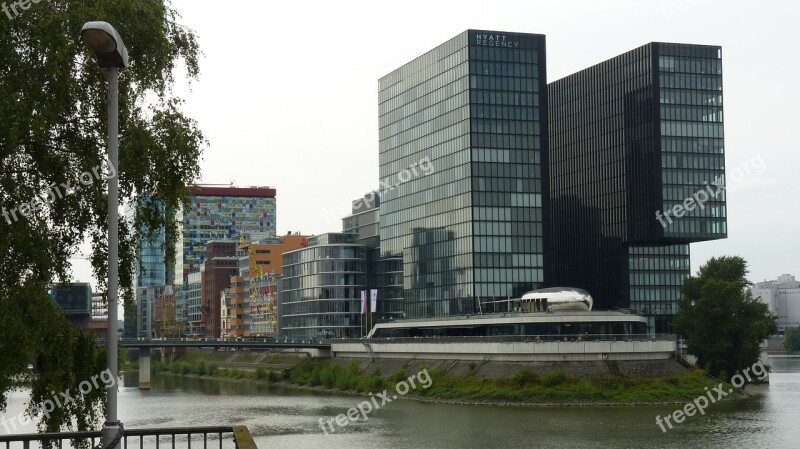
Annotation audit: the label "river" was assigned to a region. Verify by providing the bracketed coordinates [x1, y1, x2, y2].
[3, 358, 800, 448]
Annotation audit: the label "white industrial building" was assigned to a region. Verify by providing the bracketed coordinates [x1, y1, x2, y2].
[751, 274, 800, 334]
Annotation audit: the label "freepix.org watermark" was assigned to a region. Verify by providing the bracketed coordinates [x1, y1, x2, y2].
[0, 368, 117, 434]
[655, 360, 768, 433]
[322, 155, 435, 225]
[319, 368, 432, 435]
[2, 158, 116, 225]
[655, 154, 765, 229]
[2, 0, 45, 20]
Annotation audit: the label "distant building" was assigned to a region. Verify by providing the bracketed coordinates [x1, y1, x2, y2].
[136, 285, 166, 338]
[280, 233, 367, 339]
[175, 186, 277, 285]
[153, 289, 179, 338]
[199, 240, 238, 337]
[547, 42, 726, 333]
[220, 289, 231, 338]
[51, 282, 92, 316]
[129, 186, 277, 337]
[343, 192, 403, 321]
[751, 274, 800, 334]
[231, 233, 310, 337]
[89, 292, 109, 344]
[185, 271, 203, 336]
[52, 283, 109, 342]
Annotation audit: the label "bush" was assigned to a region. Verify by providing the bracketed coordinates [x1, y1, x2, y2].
[180, 363, 191, 375]
[512, 369, 539, 387]
[267, 371, 279, 382]
[255, 367, 268, 380]
[391, 367, 407, 383]
[541, 370, 568, 387]
[197, 361, 207, 376]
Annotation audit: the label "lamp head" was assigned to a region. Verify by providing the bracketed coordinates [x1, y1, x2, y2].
[81, 21, 129, 68]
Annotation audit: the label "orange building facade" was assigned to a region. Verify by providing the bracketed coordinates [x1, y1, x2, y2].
[228, 234, 309, 337]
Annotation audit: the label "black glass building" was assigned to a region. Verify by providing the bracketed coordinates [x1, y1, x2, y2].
[379, 30, 548, 319]
[547, 43, 726, 333]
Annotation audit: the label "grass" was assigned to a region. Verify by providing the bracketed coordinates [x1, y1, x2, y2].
[151, 354, 733, 404]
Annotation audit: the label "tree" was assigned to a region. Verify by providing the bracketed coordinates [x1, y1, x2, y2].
[674, 256, 776, 378]
[0, 0, 205, 433]
[784, 327, 800, 353]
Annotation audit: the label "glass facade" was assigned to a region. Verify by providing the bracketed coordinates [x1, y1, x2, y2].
[342, 193, 404, 320]
[185, 271, 202, 336]
[379, 30, 547, 319]
[279, 233, 367, 339]
[547, 43, 725, 333]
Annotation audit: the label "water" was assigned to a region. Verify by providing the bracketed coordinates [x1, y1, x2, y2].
[3, 359, 800, 448]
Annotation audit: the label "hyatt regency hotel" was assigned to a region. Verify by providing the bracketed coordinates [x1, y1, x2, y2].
[377, 30, 725, 333]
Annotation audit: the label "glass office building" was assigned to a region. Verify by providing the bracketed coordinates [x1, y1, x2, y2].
[547, 43, 725, 333]
[379, 30, 548, 319]
[280, 233, 367, 339]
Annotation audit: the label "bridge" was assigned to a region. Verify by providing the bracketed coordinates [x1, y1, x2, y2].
[120, 337, 330, 350]
[120, 338, 331, 390]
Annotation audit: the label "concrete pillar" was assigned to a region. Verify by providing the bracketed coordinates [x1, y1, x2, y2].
[139, 352, 151, 390]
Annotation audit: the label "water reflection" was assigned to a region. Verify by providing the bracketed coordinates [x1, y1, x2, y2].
[4, 361, 800, 448]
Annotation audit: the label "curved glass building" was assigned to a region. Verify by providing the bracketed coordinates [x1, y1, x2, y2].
[279, 233, 367, 339]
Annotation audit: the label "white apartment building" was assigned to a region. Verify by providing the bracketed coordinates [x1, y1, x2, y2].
[751, 274, 800, 334]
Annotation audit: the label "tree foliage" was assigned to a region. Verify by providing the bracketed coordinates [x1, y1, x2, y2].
[674, 256, 776, 378]
[784, 327, 800, 353]
[0, 0, 205, 432]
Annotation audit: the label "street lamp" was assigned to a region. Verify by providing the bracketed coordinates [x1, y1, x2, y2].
[81, 20, 128, 449]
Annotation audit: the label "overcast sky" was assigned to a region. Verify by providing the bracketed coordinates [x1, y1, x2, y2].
[71, 0, 799, 287]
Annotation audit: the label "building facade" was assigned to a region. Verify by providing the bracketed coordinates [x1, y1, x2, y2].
[280, 233, 367, 339]
[227, 234, 310, 337]
[378, 30, 548, 319]
[185, 271, 203, 336]
[751, 274, 800, 334]
[135, 285, 165, 338]
[175, 186, 277, 285]
[343, 192, 403, 321]
[199, 240, 238, 337]
[547, 42, 725, 333]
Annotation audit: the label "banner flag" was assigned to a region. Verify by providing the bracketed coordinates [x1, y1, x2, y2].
[360, 290, 367, 314]
[370, 289, 378, 313]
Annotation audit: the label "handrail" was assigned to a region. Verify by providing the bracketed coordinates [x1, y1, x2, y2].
[0, 426, 257, 449]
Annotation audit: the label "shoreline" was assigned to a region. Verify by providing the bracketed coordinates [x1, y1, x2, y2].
[145, 370, 750, 408]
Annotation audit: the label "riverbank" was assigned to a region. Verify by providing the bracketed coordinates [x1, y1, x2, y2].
[146, 352, 746, 406]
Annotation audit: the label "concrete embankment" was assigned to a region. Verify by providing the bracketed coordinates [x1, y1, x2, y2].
[158, 349, 689, 380]
[326, 357, 690, 380]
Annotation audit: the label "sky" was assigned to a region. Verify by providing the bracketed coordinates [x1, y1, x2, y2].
[70, 0, 799, 287]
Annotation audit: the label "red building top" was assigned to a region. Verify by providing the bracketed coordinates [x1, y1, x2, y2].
[189, 185, 276, 198]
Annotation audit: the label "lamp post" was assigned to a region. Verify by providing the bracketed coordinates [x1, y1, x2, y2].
[81, 21, 128, 449]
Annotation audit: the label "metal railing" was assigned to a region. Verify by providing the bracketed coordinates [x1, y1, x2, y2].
[0, 426, 256, 449]
[337, 334, 677, 344]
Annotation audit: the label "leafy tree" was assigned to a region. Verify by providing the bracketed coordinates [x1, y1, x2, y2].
[1, 0, 204, 433]
[674, 256, 776, 378]
[784, 327, 800, 353]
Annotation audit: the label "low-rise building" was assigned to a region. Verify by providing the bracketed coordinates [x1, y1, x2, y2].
[280, 233, 367, 339]
[751, 274, 800, 334]
[185, 271, 203, 336]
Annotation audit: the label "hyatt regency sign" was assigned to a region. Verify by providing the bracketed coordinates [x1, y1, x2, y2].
[474, 33, 520, 48]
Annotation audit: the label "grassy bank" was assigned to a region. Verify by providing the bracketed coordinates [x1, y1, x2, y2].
[150, 356, 738, 405]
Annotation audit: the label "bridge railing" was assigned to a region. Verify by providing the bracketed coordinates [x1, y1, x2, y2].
[0, 426, 257, 449]
[119, 337, 328, 346]
[338, 334, 677, 344]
